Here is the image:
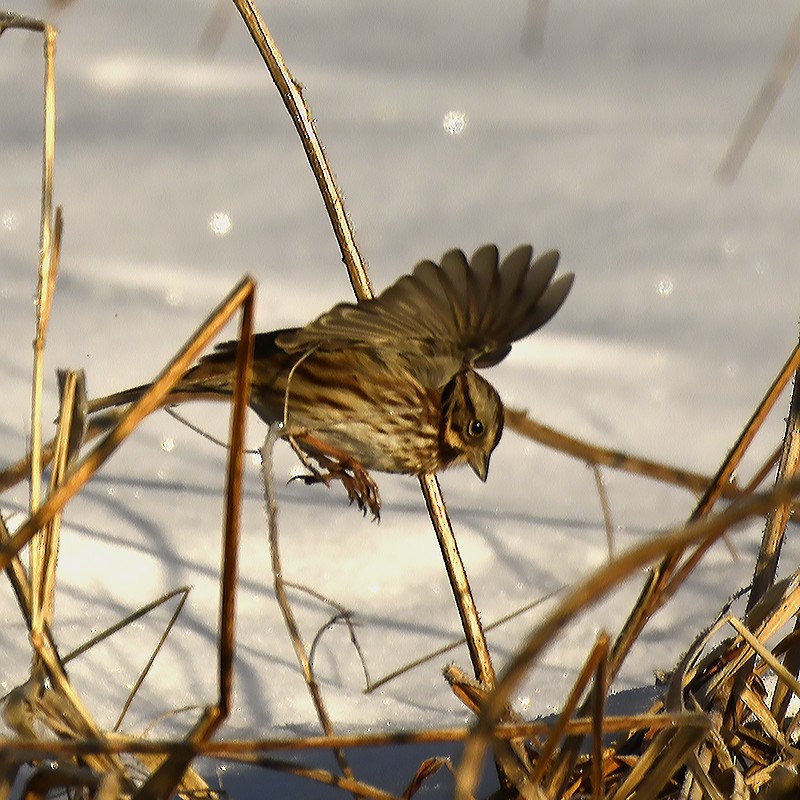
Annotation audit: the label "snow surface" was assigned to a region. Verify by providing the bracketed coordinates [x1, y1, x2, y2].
[2, 1, 800, 795]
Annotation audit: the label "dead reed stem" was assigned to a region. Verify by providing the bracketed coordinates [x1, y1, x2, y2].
[421, 471, 496, 687]
[717, 9, 800, 182]
[30, 369, 76, 649]
[609, 342, 800, 681]
[505, 407, 737, 497]
[29, 22, 57, 521]
[0, 14, 62, 682]
[216, 283, 255, 723]
[228, 0, 372, 300]
[260, 424, 356, 784]
[747, 340, 800, 613]
[230, 0, 495, 708]
[0, 710, 712, 757]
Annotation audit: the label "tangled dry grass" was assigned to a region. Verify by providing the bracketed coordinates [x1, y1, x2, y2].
[2, 4, 800, 799]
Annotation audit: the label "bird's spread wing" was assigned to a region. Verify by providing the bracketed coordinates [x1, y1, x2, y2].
[277, 244, 573, 387]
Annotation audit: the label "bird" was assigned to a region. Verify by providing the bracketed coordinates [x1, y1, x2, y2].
[88, 244, 573, 517]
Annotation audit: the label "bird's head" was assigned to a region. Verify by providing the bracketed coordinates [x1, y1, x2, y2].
[440, 371, 504, 481]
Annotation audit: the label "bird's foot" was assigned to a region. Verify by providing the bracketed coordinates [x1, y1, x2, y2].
[288, 435, 381, 519]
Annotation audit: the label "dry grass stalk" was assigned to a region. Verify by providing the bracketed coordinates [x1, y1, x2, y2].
[609, 341, 800, 685]
[31, 368, 79, 643]
[112, 589, 191, 733]
[528, 633, 609, 786]
[229, 0, 497, 698]
[27, 21, 57, 523]
[717, 9, 800, 183]
[505, 407, 739, 498]
[0, 710, 715, 757]
[747, 345, 800, 613]
[0, 13, 63, 691]
[366, 586, 563, 693]
[260, 424, 358, 785]
[29, 208, 64, 620]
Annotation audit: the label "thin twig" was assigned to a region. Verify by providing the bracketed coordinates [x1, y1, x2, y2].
[228, 0, 372, 300]
[592, 464, 615, 559]
[62, 587, 191, 665]
[531, 632, 609, 786]
[260, 425, 355, 785]
[366, 585, 564, 693]
[164, 405, 259, 454]
[717, 10, 800, 183]
[285, 580, 372, 689]
[113, 589, 191, 732]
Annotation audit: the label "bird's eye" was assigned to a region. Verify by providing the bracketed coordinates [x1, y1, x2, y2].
[467, 419, 485, 438]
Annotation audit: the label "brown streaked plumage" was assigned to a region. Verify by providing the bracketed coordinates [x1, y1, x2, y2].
[89, 244, 573, 517]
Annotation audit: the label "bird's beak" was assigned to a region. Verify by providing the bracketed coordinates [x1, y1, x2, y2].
[469, 452, 490, 482]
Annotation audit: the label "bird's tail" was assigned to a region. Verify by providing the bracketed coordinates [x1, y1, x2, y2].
[88, 384, 151, 413]
[86, 354, 241, 415]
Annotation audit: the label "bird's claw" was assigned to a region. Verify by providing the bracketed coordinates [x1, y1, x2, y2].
[288, 436, 381, 519]
[338, 467, 381, 520]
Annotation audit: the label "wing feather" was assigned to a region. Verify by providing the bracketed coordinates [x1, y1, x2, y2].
[278, 244, 573, 386]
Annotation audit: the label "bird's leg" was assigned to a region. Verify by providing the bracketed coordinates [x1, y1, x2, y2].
[287, 435, 329, 484]
[288, 434, 381, 519]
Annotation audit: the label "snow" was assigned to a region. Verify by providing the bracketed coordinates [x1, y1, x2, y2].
[2, 0, 800, 795]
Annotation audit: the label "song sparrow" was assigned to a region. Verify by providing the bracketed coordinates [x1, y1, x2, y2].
[89, 244, 573, 517]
